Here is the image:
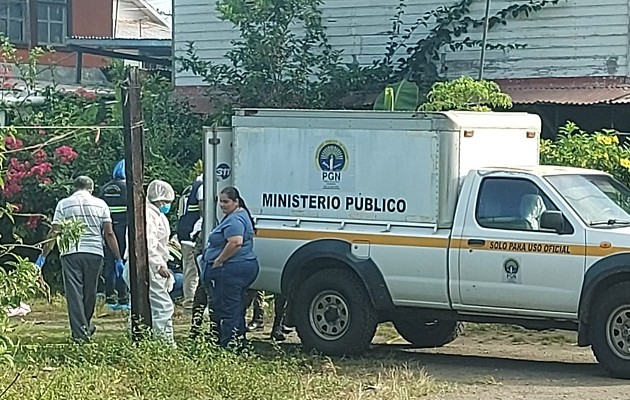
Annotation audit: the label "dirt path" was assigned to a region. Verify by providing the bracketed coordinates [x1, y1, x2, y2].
[368, 329, 630, 399]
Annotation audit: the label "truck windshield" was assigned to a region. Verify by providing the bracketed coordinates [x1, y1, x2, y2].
[545, 174, 630, 227]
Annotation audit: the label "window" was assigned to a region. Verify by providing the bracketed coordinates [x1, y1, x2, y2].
[546, 174, 630, 226]
[0, 1, 25, 42]
[475, 178, 559, 232]
[37, 0, 66, 45]
[0, 0, 67, 45]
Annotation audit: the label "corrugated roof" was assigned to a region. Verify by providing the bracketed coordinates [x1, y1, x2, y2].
[497, 77, 630, 105]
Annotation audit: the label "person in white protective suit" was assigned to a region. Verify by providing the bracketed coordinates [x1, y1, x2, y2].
[124, 179, 176, 345]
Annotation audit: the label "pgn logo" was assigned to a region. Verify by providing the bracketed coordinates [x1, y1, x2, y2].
[316, 140, 348, 188]
[215, 163, 231, 181]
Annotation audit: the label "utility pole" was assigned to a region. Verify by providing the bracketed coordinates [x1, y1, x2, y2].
[122, 66, 151, 340]
[478, 0, 492, 80]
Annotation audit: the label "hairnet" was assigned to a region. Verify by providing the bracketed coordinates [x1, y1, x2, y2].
[113, 160, 125, 180]
[147, 180, 175, 203]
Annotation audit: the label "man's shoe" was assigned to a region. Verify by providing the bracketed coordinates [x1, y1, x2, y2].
[270, 327, 287, 341]
[246, 321, 264, 332]
[280, 325, 293, 334]
[106, 303, 120, 312]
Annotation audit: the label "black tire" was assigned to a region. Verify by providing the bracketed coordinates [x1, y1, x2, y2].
[590, 282, 630, 379]
[393, 318, 463, 348]
[293, 268, 378, 356]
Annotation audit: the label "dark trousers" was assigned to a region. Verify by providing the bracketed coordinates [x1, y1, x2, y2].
[61, 253, 104, 341]
[204, 259, 259, 347]
[272, 293, 288, 329]
[245, 289, 264, 323]
[103, 224, 128, 305]
[190, 281, 212, 338]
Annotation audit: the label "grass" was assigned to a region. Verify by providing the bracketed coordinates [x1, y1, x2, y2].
[1, 297, 453, 400]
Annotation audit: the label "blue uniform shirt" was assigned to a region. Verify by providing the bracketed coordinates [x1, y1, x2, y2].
[202, 209, 256, 269]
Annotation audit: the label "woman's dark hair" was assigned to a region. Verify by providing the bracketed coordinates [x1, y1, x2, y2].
[221, 186, 255, 229]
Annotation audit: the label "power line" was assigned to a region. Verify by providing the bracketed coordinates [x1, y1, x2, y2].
[0, 126, 124, 129]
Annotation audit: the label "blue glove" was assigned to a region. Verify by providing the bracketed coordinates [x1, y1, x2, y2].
[35, 255, 46, 269]
[115, 259, 125, 278]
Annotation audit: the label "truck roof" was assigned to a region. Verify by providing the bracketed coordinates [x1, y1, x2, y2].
[233, 108, 541, 131]
[478, 165, 610, 177]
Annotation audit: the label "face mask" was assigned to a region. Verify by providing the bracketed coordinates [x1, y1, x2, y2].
[159, 203, 171, 214]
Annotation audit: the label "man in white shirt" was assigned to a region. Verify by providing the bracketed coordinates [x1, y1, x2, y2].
[38, 176, 123, 342]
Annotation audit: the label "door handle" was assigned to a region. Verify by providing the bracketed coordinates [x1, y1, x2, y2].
[467, 239, 486, 246]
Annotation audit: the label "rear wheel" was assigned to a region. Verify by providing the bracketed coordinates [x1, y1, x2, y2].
[294, 269, 378, 356]
[590, 282, 630, 378]
[393, 318, 462, 348]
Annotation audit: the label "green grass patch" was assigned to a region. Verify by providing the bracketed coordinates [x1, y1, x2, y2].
[2, 298, 453, 399]
[1, 337, 452, 400]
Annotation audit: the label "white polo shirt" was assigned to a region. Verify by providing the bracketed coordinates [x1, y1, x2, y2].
[52, 190, 112, 257]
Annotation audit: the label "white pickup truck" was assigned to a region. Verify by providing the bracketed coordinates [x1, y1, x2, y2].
[202, 109, 630, 378]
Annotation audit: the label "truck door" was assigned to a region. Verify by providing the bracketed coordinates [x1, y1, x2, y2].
[456, 176, 586, 314]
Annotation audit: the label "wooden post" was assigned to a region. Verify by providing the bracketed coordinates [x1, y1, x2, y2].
[122, 67, 152, 339]
[75, 52, 83, 84]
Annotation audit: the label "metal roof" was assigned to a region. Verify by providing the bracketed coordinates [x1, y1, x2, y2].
[496, 77, 630, 105]
[67, 37, 171, 49]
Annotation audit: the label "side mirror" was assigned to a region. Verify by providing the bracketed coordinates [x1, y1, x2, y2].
[540, 210, 564, 232]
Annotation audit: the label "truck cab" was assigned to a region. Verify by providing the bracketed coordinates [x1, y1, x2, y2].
[450, 166, 630, 378]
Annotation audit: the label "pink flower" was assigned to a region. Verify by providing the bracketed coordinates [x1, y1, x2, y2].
[41, 178, 52, 185]
[25, 215, 40, 231]
[31, 161, 52, 177]
[33, 149, 47, 161]
[75, 88, 97, 100]
[4, 136, 23, 150]
[9, 157, 27, 172]
[38, 129, 46, 136]
[2, 181, 22, 197]
[7, 169, 27, 180]
[54, 145, 79, 164]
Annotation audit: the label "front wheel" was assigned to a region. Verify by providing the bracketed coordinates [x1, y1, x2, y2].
[293, 269, 378, 356]
[590, 282, 630, 378]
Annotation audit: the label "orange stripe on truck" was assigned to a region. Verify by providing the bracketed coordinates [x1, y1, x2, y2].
[256, 229, 630, 257]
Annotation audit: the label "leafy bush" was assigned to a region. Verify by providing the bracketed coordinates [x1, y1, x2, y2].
[419, 76, 512, 112]
[179, 0, 358, 122]
[0, 43, 205, 291]
[541, 122, 630, 186]
[0, 258, 40, 367]
[373, 76, 513, 111]
[1, 135, 84, 367]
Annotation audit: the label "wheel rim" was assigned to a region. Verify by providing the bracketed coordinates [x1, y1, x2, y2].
[605, 305, 630, 360]
[309, 290, 350, 341]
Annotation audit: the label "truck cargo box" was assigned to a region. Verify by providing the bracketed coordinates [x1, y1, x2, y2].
[230, 109, 541, 228]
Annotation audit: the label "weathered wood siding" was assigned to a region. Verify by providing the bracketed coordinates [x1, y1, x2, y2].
[174, 0, 629, 86]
